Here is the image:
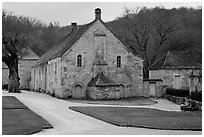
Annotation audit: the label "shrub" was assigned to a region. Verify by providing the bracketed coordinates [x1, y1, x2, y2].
[191, 91, 202, 102]
[166, 88, 189, 97]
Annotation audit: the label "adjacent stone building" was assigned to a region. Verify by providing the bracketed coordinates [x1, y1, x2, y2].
[189, 71, 202, 93]
[2, 62, 9, 86]
[143, 79, 163, 97]
[2, 47, 39, 89]
[18, 47, 39, 89]
[149, 51, 202, 91]
[31, 8, 144, 99]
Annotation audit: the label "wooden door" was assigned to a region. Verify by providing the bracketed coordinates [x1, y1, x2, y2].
[73, 85, 82, 98]
[120, 85, 125, 98]
[174, 75, 181, 89]
[149, 82, 156, 96]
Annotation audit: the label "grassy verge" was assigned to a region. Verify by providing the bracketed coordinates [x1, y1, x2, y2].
[2, 96, 52, 135]
[70, 106, 202, 131]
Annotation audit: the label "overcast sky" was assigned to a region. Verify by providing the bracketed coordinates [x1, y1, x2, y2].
[2, 2, 202, 26]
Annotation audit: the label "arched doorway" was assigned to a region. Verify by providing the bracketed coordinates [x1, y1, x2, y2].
[120, 84, 125, 98]
[72, 84, 83, 98]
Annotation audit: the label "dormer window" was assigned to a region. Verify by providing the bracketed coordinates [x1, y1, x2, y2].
[77, 55, 82, 67]
[117, 56, 121, 68]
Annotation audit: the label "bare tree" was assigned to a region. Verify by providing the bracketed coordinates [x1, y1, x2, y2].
[2, 36, 27, 93]
[2, 10, 39, 92]
[121, 7, 175, 78]
[150, 7, 175, 64]
[122, 7, 151, 78]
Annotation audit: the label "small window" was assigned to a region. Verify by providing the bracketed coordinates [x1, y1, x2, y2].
[117, 56, 121, 68]
[55, 62, 57, 74]
[77, 55, 82, 67]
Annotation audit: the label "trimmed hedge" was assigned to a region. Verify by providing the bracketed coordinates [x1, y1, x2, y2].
[191, 91, 202, 102]
[166, 88, 189, 97]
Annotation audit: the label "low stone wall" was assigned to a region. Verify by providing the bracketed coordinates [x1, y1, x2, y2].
[186, 98, 202, 111]
[88, 86, 121, 100]
[164, 94, 202, 110]
[164, 94, 186, 105]
[143, 79, 163, 97]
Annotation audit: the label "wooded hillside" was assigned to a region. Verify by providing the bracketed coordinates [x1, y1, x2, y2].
[2, 6, 202, 77]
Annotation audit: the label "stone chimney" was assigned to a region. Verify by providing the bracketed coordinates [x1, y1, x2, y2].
[71, 22, 77, 31]
[95, 8, 101, 20]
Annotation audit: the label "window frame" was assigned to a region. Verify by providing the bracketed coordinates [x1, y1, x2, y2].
[77, 54, 82, 67]
[117, 56, 121, 68]
[55, 62, 57, 74]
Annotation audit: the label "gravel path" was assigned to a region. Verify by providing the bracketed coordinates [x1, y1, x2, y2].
[2, 90, 201, 135]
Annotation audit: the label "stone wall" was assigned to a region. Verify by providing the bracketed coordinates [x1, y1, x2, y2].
[164, 94, 202, 110]
[60, 20, 143, 99]
[88, 86, 121, 100]
[31, 57, 63, 97]
[18, 59, 38, 89]
[150, 69, 201, 90]
[47, 58, 62, 97]
[2, 59, 37, 89]
[2, 68, 9, 85]
[31, 63, 47, 92]
[31, 20, 143, 99]
[189, 75, 202, 93]
[143, 80, 163, 97]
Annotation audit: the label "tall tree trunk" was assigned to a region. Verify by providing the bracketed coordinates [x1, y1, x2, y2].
[143, 51, 150, 79]
[143, 63, 149, 79]
[7, 59, 21, 93]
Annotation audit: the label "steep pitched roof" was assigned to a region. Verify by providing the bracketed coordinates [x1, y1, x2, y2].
[33, 18, 142, 67]
[88, 72, 120, 86]
[149, 51, 202, 70]
[20, 47, 39, 60]
[33, 20, 96, 67]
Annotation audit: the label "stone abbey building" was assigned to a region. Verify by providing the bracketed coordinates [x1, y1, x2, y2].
[30, 8, 201, 99]
[31, 8, 145, 99]
[149, 51, 202, 93]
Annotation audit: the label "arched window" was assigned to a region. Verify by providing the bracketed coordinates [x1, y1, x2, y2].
[117, 56, 121, 68]
[77, 55, 82, 67]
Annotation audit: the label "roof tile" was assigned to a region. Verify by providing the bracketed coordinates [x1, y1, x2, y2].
[88, 72, 120, 86]
[149, 51, 202, 70]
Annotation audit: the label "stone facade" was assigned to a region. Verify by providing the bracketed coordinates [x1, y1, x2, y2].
[59, 20, 143, 98]
[149, 69, 201, 90]
[2, 62, 9, 85]
[189, 71, 202, 93]
[19, 59, 38, 89]
[31, 9, 144, 99]
[88, 86, 121, 100]
[143, 79, 163, 97]
[2, 48, 38, 89]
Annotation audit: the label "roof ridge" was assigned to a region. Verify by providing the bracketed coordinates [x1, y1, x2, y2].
[26, 45, 39, 57]
[149, 51, 169, 70]
[59, 20, 96, 57]
[96, 73, 101, 85]
[162, 50, 171, 69]
[33, 20, 96, 67]
[33, 18, 142, 67]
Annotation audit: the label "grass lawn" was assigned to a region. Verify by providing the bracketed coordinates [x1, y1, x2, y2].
[2, 96, 28, 109]
[2, 96, 52, 135]
[70, 106, 202, 131]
